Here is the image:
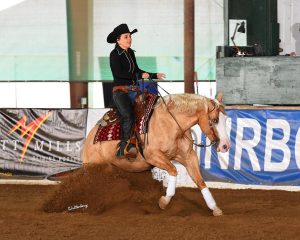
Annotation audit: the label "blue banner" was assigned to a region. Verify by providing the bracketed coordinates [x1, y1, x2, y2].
[198, 109, 300, 186]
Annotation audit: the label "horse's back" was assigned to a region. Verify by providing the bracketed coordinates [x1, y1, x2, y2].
[82, 125, 118, 164]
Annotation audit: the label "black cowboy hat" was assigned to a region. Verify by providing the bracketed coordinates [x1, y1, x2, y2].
[107, 23, 138, 43]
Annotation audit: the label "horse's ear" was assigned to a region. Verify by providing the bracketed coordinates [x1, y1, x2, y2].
[215, 92, 223, 102]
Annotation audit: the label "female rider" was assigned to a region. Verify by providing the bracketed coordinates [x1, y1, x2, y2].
[107, 23, 165, 158]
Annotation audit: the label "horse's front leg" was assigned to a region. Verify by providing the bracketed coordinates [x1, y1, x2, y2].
[180, 149, 223, 216]
[145, 151, 178, 209]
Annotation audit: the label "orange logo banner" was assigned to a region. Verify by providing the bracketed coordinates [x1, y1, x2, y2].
[8, 112, 51, 162]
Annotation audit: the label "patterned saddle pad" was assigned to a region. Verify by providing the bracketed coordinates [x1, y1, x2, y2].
[94, 92, 158, 143]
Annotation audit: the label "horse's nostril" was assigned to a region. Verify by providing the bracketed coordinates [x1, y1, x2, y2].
[223, 144, 227, 150]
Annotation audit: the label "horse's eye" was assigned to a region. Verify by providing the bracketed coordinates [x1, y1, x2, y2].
[213, 118, 219, 124]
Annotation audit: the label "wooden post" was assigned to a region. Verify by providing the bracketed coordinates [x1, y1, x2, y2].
[184, 0, 195, 93]
[69, 82, 88, 108]
[66, 0, 93, 108]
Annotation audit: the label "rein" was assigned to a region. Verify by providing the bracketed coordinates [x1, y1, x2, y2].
[147, 77, 218, 148]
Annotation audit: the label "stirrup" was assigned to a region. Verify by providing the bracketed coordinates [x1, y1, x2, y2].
[125, 143, 137, 159]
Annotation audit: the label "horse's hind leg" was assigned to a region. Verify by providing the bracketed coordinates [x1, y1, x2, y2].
[182, 150, 223, 216]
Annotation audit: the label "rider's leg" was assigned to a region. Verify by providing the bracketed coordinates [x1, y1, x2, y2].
[112, 90, 135, 158]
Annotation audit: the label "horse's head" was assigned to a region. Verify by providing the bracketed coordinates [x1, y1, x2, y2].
[198, 92, 230, 153]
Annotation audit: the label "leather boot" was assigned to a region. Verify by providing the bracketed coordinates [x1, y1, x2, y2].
[116, 141, 127, 159]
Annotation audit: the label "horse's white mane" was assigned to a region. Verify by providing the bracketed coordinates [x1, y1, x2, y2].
[157, 94, 210, 115]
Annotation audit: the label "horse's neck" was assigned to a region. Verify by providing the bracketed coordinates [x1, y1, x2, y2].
[153, 106, 198, 133]
[172, 112, 199, 131]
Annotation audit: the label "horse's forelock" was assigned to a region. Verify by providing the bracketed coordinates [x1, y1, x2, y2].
[213, 99, 220, 107]
[211, 98, 226, 115]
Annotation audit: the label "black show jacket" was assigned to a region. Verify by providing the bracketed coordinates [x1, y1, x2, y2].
[109, 44, 157, 86]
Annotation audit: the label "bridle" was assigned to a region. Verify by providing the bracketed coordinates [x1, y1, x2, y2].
[194, 100, 220, 148]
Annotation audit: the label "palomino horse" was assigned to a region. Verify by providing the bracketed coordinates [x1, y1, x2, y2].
[82, 92, 230, 216]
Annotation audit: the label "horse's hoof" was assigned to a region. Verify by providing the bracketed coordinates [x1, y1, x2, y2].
[213, 206, 223, 216]
[158, 196, 171, 210]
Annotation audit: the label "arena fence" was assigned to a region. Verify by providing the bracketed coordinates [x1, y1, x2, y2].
[1, 108, 300, 191]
